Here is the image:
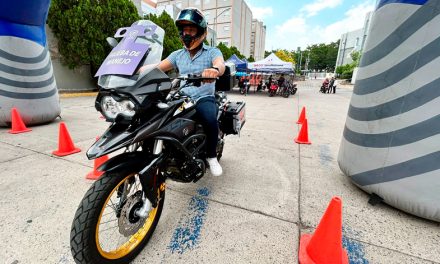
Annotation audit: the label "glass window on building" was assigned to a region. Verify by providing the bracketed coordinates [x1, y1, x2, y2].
[224, 25, 229, 31]
[223, 41, 229, 46]
[176, 1, 182, 8]
[204, 0, 210, 4]
[194, 0, 200, 5]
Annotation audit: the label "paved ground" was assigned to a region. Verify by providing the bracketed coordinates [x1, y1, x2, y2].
[0, 80, 438, 263]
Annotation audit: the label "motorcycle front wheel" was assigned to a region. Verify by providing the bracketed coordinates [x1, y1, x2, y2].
[70, 170, 165, 264]
[290, 88, 297, 95]
[269, 90, 276, 97]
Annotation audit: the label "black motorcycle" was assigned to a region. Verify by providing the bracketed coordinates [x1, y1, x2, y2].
[289, 82, 298, 95]
[70, 22, 245, 264]
[239, 79, 251, 95]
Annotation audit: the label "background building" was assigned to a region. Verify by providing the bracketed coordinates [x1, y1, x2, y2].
[251, 19, 266, 61]
[336, 28, 364, 67]
[335, 11, 373, 68]
[156, 0, 263, 59]
[141, 0, 158, 16]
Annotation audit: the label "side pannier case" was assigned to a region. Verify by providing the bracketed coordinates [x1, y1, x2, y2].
[220, 101, 246, 135]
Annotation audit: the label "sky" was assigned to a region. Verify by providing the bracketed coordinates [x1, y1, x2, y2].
[246, 0, 377, 50]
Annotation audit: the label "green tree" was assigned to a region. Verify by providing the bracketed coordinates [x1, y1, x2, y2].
[230, 46, 245, 59]
[217, 42, 233, 60]
[350, 50, 361, 66]
[147, 12, 182, 60]
[301, 40, 339, 71]
[264, 50, 277, 58]
[247, 55, 255, 62]
[48, 0, 140, 74]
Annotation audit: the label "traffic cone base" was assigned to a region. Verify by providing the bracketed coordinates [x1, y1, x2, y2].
[9, 128, 32, 134]
[298, 197, 348, 264]
[8, 108, 32, 134]
[52, 122, 81, 157]
[299, 234, 348, 264]
[297, 107, 306, 124]
[86, 154, 109, 180]
[52, 147, 81, 157]
[86, 170, 105, 180]
[295, 119, 311, 144]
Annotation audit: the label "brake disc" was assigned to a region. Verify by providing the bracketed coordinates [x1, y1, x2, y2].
[118, 191, 145, 237]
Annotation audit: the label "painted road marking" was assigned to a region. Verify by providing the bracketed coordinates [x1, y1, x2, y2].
[168, 187, 211, 254]
[343, 226, 369, 264]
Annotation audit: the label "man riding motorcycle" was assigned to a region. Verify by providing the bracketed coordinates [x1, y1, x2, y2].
[140, 8, 225, 176]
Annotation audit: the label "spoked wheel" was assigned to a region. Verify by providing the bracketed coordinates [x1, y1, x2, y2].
[70, 170, 165, 264]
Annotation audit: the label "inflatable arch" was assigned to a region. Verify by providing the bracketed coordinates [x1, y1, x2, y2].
[338, 0, 440, 221]
[0, 0, 60, 127]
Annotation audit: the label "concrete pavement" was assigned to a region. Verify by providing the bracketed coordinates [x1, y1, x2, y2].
[0, 80, 438, 263]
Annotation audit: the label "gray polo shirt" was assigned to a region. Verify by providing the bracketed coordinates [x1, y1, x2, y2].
[167, 44, 223, 100]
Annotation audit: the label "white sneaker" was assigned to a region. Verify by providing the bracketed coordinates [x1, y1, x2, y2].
[207, 158, 223, 177]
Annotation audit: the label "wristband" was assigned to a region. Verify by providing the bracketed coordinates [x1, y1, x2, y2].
[211, 67, 220, 72]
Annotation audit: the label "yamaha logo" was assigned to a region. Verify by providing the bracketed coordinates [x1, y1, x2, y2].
[182, 127, 189, 136]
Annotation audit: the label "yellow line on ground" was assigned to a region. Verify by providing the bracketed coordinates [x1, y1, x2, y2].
[60, 92, 98, 98]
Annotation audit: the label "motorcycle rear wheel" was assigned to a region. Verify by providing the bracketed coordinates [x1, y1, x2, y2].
[70, 170, 165, 264]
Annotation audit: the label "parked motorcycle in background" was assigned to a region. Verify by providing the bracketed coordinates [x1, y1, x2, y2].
[70, 20, 246, 264]
[269, 83, 278, 97]
[240, 79, 251, 95]
[286, 81, 297, 95]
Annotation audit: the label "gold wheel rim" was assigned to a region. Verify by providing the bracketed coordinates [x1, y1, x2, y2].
[95, 174, 160, 259]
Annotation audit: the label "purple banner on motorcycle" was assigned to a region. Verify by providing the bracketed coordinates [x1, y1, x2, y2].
[95, 25, 154, 77]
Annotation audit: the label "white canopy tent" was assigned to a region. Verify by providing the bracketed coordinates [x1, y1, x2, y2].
[248, 53, 294, 73]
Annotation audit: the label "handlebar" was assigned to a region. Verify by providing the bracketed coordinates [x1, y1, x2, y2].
[176, 74, 217, 82]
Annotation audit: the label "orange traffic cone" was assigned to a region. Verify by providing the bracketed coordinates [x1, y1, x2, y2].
[8, 108, 31, 134]
[296, 107, 306, 124]
[86, 155, 109, 180]
[86, 137, 108, 180]
[52, 122, 81, 156]
[295, 119, 311, 144]
[299, 197, 348, 264]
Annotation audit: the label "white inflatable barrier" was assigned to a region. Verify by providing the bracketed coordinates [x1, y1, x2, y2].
[0, 0, 60, 127]
[338, 0, 440, 222]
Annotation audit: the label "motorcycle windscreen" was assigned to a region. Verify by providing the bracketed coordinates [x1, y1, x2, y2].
[96, 20, 165, 89]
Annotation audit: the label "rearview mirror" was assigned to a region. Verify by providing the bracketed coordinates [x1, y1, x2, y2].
[106, 37, 118, 48]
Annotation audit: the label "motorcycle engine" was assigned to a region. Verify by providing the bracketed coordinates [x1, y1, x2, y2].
[164, 158, 205, 182]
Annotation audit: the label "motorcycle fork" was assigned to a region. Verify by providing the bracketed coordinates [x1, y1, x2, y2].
[138, 139, 165, 210]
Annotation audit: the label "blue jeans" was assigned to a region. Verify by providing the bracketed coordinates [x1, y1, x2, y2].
[195, 96, 218, 158]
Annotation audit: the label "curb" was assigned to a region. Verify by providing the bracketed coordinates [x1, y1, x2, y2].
[59, 91, 98, 98]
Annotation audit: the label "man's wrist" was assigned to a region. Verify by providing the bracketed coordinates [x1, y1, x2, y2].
[210, 67, 220, 72]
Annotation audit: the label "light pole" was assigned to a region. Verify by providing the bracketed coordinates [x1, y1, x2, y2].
[212, 7, 231, 46]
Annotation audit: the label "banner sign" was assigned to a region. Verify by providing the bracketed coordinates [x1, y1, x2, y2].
[95, 24, 157, 77]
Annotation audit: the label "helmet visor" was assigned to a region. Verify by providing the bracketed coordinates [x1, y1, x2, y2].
[177, 9, 205, 28]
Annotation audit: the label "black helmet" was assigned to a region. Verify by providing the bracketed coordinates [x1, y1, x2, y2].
[175, 8, 207, 50]
[176, 8, 207, 33]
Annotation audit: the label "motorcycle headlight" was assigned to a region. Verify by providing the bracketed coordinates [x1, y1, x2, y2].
[101, 96, 136, 120]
